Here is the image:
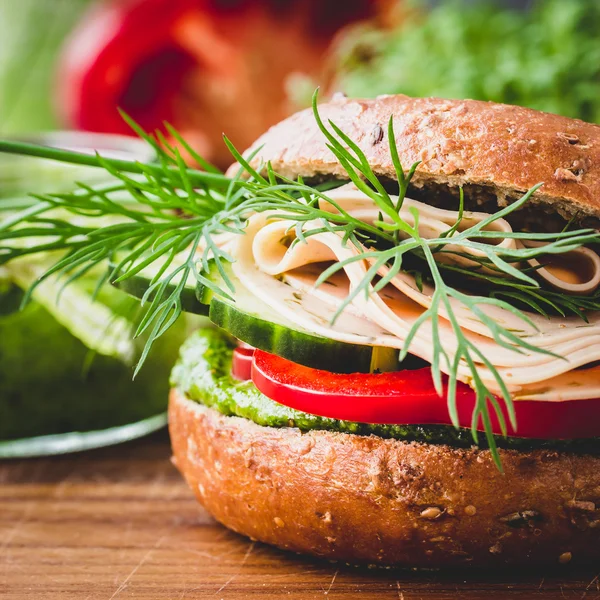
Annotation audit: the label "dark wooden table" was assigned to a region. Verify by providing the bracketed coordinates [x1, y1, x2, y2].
[1, 431, 598, 599]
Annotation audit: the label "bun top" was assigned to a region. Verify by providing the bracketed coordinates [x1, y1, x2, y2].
[230, 94, 600, 222]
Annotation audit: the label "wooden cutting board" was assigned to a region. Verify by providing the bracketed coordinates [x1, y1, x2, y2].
[1, 431, 598, 599]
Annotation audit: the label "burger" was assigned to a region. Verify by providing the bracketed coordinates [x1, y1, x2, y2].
[169, 94, 600, 569]
[2, 94, 600, 568]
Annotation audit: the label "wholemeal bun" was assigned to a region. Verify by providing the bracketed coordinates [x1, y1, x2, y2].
[169, 390, 600, 568]
[227, 94, 600, 223]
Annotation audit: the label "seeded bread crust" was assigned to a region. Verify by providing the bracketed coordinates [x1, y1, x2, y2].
[227, 94, 600, 222]
[169, 390, 600, 568]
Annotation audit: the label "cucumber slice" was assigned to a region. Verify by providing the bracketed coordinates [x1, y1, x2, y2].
[110, 255, 387, 373]
[109, 256, 209, 316]
[199, 262, 377, 374]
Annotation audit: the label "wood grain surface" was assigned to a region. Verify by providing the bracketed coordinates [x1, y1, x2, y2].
[1, 431, 599, 600]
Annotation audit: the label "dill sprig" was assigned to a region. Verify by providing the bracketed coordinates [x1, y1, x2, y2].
[1, 94, 600, 467]
[435, 261, 600, 321]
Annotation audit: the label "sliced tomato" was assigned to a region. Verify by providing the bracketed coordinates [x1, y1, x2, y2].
[250, 350, 600, 439]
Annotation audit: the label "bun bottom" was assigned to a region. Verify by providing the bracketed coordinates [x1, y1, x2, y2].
[169, 389, 600, 568]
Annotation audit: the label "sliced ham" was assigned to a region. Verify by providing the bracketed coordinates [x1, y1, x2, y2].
[229, 189, 600, 402]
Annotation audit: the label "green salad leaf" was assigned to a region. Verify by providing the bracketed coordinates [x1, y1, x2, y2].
[336, 0, 600, 123]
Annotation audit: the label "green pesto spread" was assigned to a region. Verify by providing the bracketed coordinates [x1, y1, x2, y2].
[171, 328, 600, 453]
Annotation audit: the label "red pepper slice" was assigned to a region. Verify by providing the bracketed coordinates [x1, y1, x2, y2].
[231, 346, 254, 381]
[250, 350, 600, 439]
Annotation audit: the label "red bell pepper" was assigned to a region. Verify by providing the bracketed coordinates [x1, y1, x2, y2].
[245, 349, 600, 439]
[232, 346, 254, 381]
[57, 0, 388, 166]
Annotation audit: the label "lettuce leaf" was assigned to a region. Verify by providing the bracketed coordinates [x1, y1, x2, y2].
[337, 0, 600, 123]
